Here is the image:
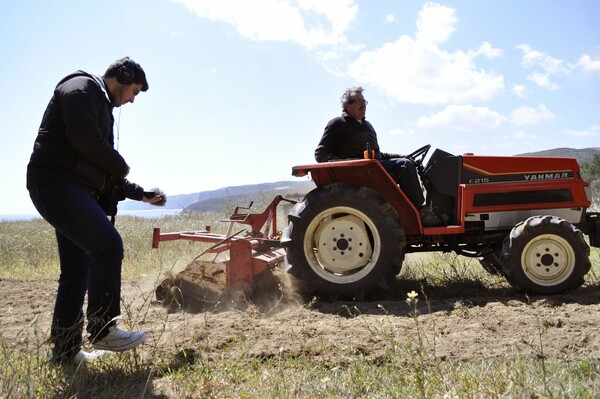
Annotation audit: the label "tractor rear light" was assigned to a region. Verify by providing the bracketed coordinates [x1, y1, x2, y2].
[585, 185, 592, 202]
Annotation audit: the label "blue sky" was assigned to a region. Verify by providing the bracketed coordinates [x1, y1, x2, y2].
[1, 0, 599, 215]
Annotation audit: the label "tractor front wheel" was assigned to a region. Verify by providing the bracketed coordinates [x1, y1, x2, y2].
[502, 215, 590, 295]
[284, 183, 405, 301]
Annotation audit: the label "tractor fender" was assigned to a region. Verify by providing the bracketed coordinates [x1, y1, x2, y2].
[291, 159, 422, 234]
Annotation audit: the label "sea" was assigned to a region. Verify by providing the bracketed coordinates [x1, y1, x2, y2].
[0, 208, 184, 222]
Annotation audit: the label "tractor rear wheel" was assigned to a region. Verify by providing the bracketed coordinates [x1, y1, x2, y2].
[502, 215, 590, 295]
[284, 183, 405, 300]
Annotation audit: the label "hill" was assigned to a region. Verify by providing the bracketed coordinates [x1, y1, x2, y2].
[517, 147, 600, 164]
[118, 180, 316, 212]
[181, 180, 316, 213]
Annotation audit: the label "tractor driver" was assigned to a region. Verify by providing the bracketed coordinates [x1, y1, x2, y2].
[314, 86, 444, 227]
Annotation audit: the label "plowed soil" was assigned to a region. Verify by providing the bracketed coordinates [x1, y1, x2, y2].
[2, 256, 600, 366]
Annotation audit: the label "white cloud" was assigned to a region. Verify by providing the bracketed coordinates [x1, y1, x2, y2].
[509, 104, 555, 126]
[511, 130, 537, 140]
[415, 3, 457, 45]
[490, 130, 539, 152]
[471, 41, 503, 59]
[171, 0, 358, 48]
[517, 44, 567, 74]
[577, 54, 600, 71]
[347, 3, 503, 105]
[566, 125, 600, 137]
[528, 71, 559, 90]
[510, 84, 527, 99]
[384, 13, 395, 24]
[516, 45, 600, 92]
[417, 104, 505, 132]
[516, 43, 573, 90]
[174, 1, 504, 105]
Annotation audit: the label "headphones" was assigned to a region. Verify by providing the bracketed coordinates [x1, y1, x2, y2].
[116, 59, 136, 85]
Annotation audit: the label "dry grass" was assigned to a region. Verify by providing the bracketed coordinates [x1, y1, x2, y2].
[1, 212, 600, 398]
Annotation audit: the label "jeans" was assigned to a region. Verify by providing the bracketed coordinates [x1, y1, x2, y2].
[29, 181, 123, 359]
[379, 158, 425, 208]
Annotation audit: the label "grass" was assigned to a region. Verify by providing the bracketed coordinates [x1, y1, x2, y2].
[3, 331, 599, 398]
[1, 209, 600, 398]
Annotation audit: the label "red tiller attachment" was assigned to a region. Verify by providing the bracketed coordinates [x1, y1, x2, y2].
[153, 195, 296, 304]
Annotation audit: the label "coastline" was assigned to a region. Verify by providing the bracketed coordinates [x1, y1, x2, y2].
[0, 208, 183, 222]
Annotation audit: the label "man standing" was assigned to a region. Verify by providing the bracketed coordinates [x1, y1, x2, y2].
[27, 57, 162, 364]
[315, 86, 443, 226]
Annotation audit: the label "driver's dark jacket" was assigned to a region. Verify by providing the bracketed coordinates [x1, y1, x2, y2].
[26, 71, 143, 201]
[314, 112, 396, 162]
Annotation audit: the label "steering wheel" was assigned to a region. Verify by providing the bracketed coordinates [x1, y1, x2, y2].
[404, 144, 431, 167]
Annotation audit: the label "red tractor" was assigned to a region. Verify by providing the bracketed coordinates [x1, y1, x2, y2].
[282, 145, 600, 300]
[152, 145, 600, 304]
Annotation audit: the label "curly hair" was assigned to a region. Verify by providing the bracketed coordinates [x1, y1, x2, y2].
[340, 86, 364, 110]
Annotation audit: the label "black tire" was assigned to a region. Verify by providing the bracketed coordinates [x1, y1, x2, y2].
[284, 183, 405, 300]
[478, 249, 504, 275]
[502, 215, 591, 295]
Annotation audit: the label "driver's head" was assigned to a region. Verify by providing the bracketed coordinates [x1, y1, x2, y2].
[341, 86, 368, 121]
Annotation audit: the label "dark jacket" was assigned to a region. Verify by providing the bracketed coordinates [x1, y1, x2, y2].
[98, 176, 145, 217]
[315, 112, 385, 162]
[26, 71, 130, 193]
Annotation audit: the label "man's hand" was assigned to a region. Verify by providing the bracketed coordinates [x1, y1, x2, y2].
[142, 194, 162, 204]
[142, 188, 167, 206]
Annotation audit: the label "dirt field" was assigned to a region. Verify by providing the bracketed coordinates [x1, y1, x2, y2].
[2, 261, 600, 365]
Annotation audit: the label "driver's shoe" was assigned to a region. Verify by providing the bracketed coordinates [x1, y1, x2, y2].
[419, 207, 448, 227]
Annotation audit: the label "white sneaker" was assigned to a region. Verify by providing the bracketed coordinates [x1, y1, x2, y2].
[50, 349, 109, 365]
[92, 326, 147, 352]
[74, 349, 109, 363]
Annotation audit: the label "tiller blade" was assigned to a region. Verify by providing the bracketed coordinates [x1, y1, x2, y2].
[153, 195, 294, 306]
